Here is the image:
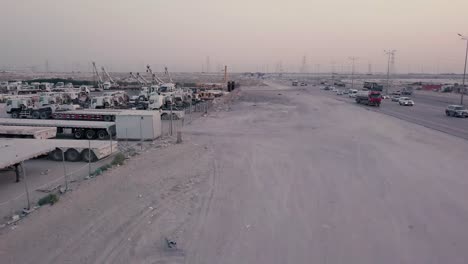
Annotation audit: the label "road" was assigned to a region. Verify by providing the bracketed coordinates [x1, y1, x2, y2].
[320, 88, 468, 140]
[2, 82, 468, 263]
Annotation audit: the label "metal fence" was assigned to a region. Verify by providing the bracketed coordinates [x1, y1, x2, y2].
[0, 101, 215, 224]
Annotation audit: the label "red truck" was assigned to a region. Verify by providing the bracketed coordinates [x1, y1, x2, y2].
[355, 90, 382, 107]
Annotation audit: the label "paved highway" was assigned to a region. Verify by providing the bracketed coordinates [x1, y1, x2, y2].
[316, 88, 468, 140]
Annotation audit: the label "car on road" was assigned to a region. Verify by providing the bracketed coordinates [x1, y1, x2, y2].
[391, 95, 400, 102]
[445, 105, 468, 118]
[348, 89, 358, 98]
[382, 95, 390, 99]
[343, 90, 349, 94]
[398, 97, 414, 106]
[336, 90, 343, 95]
[323, 86, 330, 90]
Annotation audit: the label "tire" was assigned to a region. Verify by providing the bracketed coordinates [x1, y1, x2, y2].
[11, 111, 19, 118]
[74, 129, 84, 139]
[32, 111, 40, 119]
[171, 113, 179, 120]
[104, 115, 112, 122]
[81, 149, 98, 162]
[65, 149, 81, 162]
[161, 113, 169, 120]
[97, 130, 108, 140]
[39, 111, 49, 119]
[446, 111, 450, 116]
[48, 149, 63, 161]
[85, 129, 96, 140]
[104, 102, 110, 109]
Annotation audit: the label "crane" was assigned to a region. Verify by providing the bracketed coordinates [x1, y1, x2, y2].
[129, 72, 145, 85]
[92, 62, 104, 91]
[136, 72, 150, 85]
[146, 65, 164, 85]
[101, 66, 119, 88]
[164, 66, 174, 83]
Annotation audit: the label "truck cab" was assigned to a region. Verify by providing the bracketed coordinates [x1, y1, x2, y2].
[355, 90, 381, 106]
[91, 96, 114, 109]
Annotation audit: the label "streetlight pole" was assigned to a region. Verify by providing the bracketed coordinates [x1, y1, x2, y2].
[384, 50, 396, 95]
[349, 57, 358, 90]
[458, 34, 468, 105]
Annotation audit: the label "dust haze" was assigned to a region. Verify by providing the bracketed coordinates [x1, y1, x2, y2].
[1, 0, 467, 73]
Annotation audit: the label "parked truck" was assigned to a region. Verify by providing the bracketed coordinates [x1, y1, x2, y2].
[355, 90, 382, 106]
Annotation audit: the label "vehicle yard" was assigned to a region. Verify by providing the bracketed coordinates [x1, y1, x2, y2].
[2, 0, 468, 262]
[1, 80, 468, 263]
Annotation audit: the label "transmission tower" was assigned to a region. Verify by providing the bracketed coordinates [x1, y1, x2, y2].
[300, 55, 308, 73]
[390, 52, 396, 74]
[206, 56, 211, 73]
[384, 50, 397, 94]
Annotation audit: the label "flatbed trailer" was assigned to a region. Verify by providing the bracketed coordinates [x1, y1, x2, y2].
[64, 108, 185, 120]
[0, 125, 57, 139]
[52, 110, 117, 122]
[0, 118, 115, 140]
[0, 139, 55, 182]
[5, 138, 118, 162]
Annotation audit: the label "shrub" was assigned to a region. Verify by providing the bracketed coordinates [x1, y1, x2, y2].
[38, 194, 59, 206]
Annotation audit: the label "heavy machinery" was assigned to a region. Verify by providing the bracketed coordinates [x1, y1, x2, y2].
[90, 96, 114, 109]
[92, 61, 105, 91]
[101, 66, 119, 89]
[102, 91, 129, 107]
[6, 98, 57, 119]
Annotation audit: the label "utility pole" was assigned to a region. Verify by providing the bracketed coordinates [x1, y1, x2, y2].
[458, 33, 468, 105]
[384, 50, 396, 95]
[349, 57, 358, 90]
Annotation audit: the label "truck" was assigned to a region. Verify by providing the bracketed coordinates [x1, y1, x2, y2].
[355, 90, 382, 106]
[0, 118, 115, 140]
[6, 98, 58, 119]
[363, 82, 384, 91]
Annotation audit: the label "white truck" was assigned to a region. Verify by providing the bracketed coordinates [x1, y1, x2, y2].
[6, 98, 57, 119]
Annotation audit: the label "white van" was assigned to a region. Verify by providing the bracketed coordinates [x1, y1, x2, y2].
[348, 89, 358, 98]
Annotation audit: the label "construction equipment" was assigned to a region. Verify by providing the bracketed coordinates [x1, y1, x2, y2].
[90, 96, 114, 109]
[92, 62, 105, 91]
[101, 66, 119, 89]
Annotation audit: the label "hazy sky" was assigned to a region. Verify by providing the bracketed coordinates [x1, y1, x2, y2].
[1, 0, 467, 73]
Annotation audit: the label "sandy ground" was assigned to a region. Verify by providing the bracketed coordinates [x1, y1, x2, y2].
[1, 82, 468, 263]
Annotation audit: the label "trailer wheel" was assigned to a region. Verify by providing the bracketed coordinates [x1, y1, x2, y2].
[74, 129, 84, 139]
[161, 113, 169, 120]
[32, 111, 40, 119]
[11, 111, 19, 118]
[81, 149, 98, 162]
[97, 130, 108, 140]
[39, 111, 49, 119]
[65, 149, 81, 162]
[48, 148, 63, 161]
[85, 129, 96, 139]
[171, 113, 179, 120]
[104, 102, 110, 108]
[104, 115, 112, 122]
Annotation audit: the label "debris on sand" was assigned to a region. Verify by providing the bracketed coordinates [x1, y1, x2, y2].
[165, 237, 177, 249]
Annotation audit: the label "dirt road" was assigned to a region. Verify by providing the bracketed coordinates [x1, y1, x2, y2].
[2, 82, 468, 263]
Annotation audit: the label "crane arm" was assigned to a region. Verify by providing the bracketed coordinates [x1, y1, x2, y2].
[146, 65, 164, 84]
[101, 67, 115, 84]
[129, 72, 144, 85]
[92, 62, 104, 89]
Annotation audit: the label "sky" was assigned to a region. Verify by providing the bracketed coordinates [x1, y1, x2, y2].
[0, 0, 467, 73]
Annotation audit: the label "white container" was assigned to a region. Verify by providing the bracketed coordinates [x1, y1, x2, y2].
[115, 111, 161, 140]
